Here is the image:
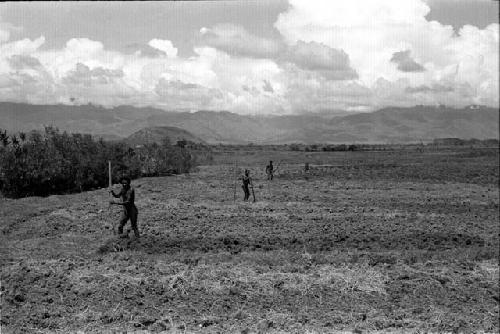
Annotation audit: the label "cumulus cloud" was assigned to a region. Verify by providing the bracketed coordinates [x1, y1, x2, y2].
[0, 1, 497, 114]
[0, 30, 290, 113]
[200, 24, 284, 59]
[7, 54, 42, 69]
[275, 0, 499, 108]
[127, 43, 165, 58]
[148, 39, 178, 58]
[199, 24, 357, 80]
[1, 36, 46, 57]
[62, 63, 124, 87]
[390, 50, 425, 72]
[285, 41, 358, 80]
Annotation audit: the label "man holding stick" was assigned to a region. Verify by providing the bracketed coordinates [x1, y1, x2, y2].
[241, 169, 253, 201]
[265, 161, 274, 180]
[109, 176, 140, 238]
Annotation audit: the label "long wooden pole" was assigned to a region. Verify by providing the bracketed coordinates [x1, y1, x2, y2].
[108, 160, 114, 234]
[233, 161, 237, 202]
[108, 161, 112, 189]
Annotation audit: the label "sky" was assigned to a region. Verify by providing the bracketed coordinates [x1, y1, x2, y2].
[0, 0, 498, 114]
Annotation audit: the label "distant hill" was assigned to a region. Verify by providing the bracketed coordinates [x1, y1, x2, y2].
[0, 102, 498, 144]
[125, 126, 205, 147]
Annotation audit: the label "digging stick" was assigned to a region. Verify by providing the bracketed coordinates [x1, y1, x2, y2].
[251, 181, 256, 203]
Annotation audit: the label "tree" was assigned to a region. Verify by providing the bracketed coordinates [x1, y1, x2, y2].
[176, 139, 187, 148]
[0, 130, 9, 147]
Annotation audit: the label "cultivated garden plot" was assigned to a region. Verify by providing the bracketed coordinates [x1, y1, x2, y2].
[1, 149, 499, 333]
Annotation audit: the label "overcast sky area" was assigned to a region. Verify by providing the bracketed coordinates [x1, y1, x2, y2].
[0, 0, 498, 114]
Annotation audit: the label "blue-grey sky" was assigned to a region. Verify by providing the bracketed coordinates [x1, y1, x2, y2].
[0, 0, 498, 113]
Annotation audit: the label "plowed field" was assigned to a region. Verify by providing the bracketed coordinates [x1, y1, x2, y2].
[1, 148, 499, 333]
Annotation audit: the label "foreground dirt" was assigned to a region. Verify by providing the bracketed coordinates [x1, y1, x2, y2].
[1, 150, 499, 333]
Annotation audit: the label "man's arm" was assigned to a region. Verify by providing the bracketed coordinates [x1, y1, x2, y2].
[110, 189, 121, 198]
[110, 189, 134, 205]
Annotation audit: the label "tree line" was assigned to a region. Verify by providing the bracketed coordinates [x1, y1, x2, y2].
[0, 127, 195, 198]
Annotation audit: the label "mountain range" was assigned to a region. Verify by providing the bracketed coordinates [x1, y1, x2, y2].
[0, 102, 498, 144]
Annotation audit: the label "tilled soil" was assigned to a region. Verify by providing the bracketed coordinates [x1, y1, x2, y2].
[1, 151, 499, 333]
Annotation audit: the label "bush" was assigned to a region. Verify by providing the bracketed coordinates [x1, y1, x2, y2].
[135, 137, 194, 177]
[0, 127, 196, 198]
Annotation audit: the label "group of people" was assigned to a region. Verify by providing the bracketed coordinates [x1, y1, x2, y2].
[241, 160, 276, 201]
[109, 161, 278, 239]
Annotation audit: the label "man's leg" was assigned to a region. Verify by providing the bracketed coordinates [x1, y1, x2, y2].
[117, 213, 128, 237]
[130, 209, 140, 238]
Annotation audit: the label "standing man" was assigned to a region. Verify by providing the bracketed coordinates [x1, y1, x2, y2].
[241, 169, 252, 201]
[266, 160, 274, 180]
[110, 176, 140, 238]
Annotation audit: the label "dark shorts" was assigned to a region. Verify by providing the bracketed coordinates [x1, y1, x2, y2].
[121, 205, 138, 220]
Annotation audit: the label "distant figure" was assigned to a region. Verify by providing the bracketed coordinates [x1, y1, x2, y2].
[110, 176, 139, 238]
[304, 162, 310, 173]
[266, 160, 274, 180]
[241, 169, 252, 201]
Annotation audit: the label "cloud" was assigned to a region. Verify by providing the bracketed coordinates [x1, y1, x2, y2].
[199, 24, 284, 59]
[0, 64, 56, 104]
[124, 42, 165, 57]
[0, 31, 289, 113]
[148, 39, 178, 58]
[275, 0, 499, 108]
[154, 78, 224, 109]
[285, 41, 358, 80]
[66, 38, 104, 56]
[200, 24, 357, 80]
[277, 64, 372, 112]
[7, 54, 42, 69]
[390, 50, 425, 72]
[405, 83, 453, 93]
[62, 63, 124, 87]
[0, 2, 497, 114]
[0, 36, 46, 56]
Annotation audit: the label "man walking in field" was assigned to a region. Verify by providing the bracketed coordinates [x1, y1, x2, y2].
[110, 176, 140, 238]
[266, 160, 274, 180]
[241, 169, 253, 201]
